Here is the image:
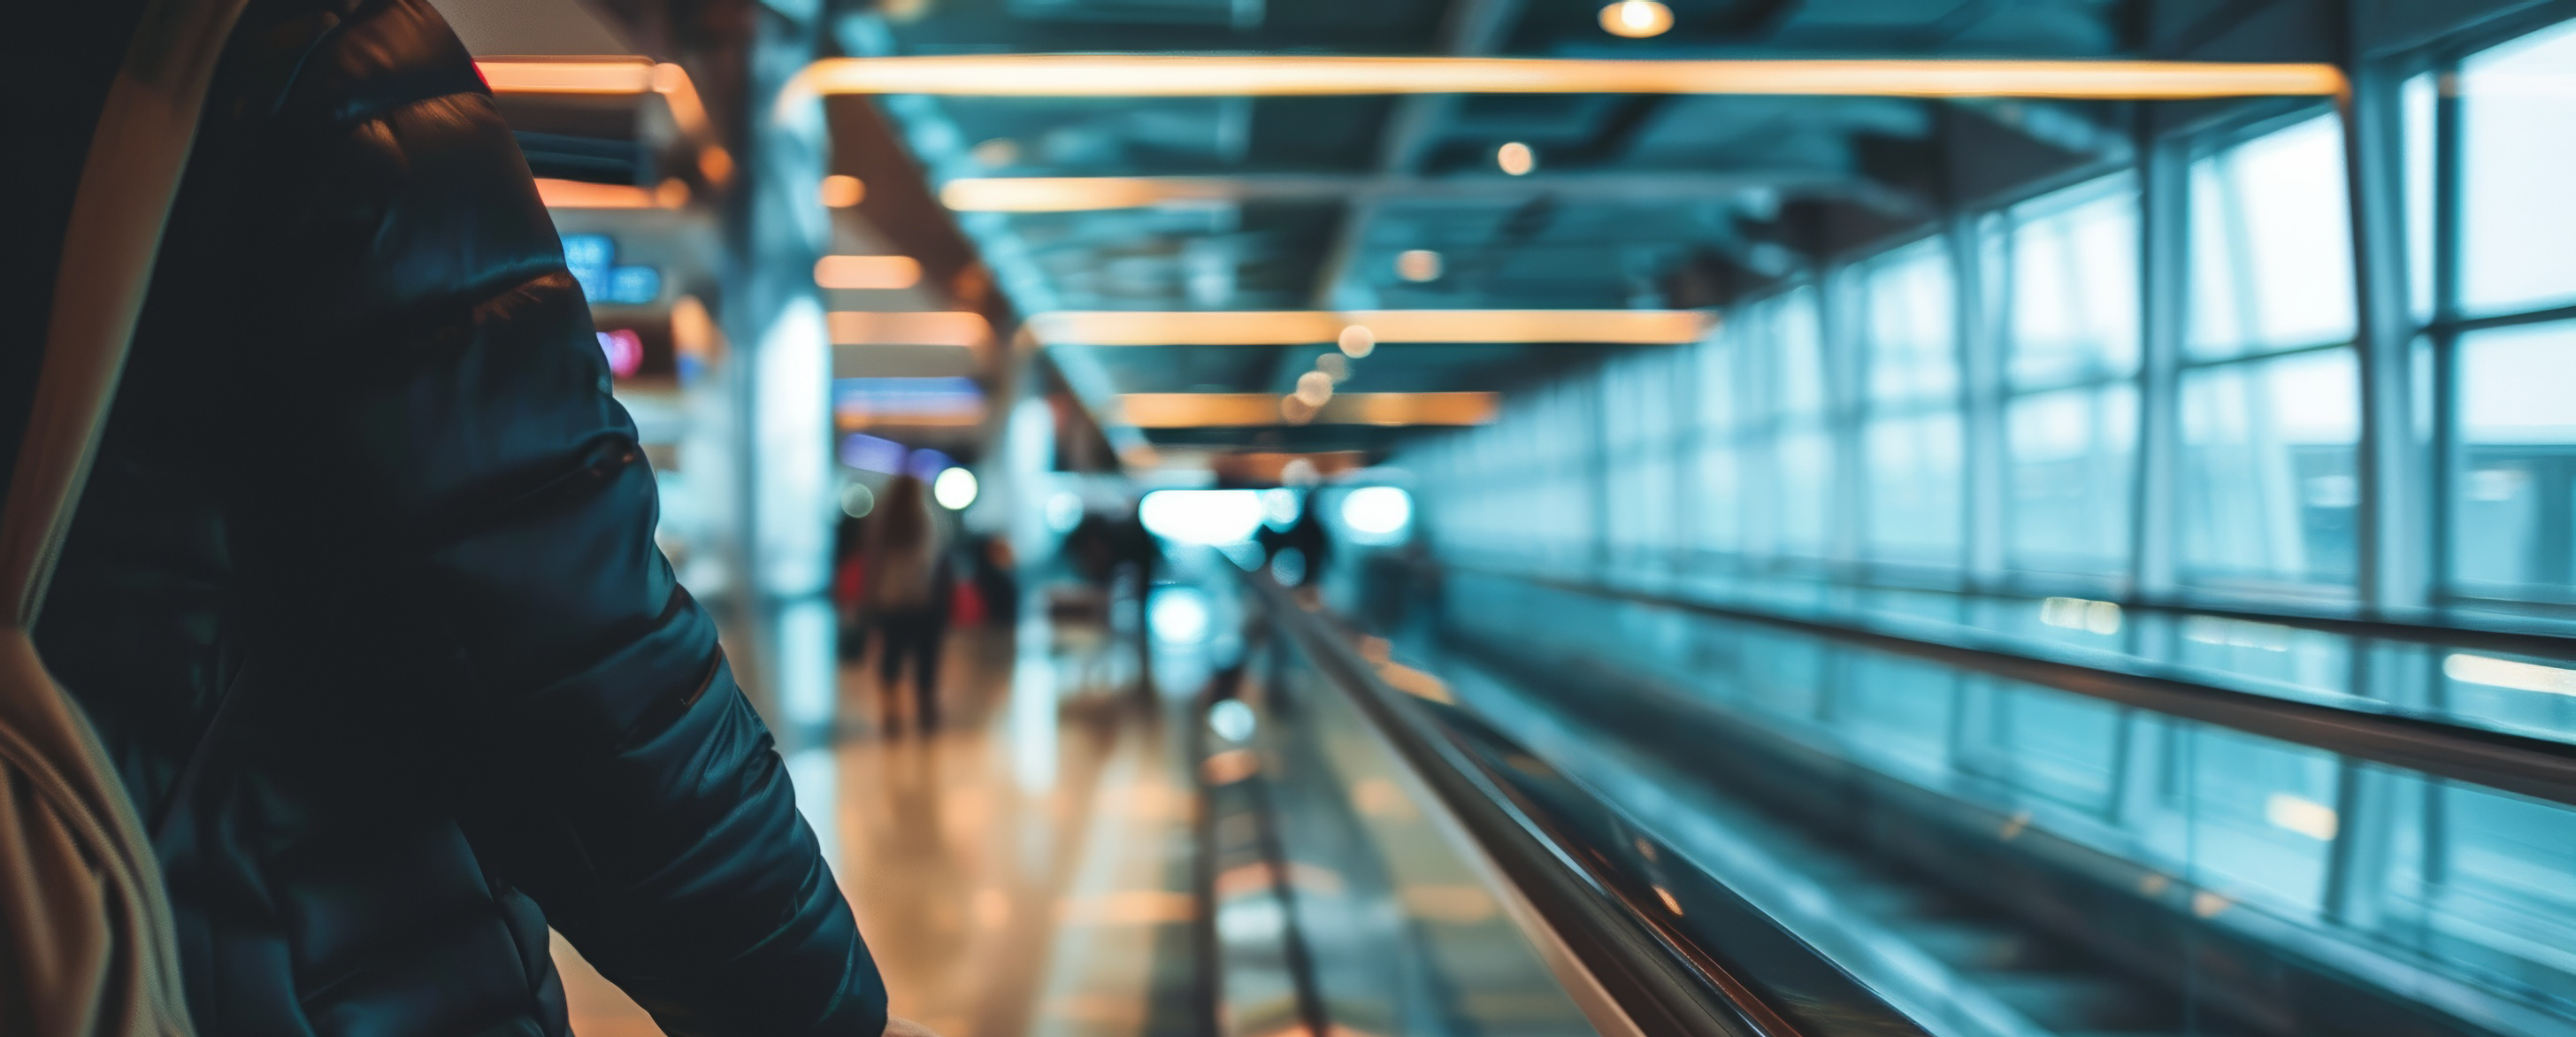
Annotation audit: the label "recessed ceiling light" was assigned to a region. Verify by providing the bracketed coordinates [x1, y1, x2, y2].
[1393, 250, 1443, 283]
[971, 138, 1020, 167]
[1338, 324, 1378, 356]
[1497, 142, 1536, 176]
[1600, 0, 1674, 38]
[1294, 371, 1337, 407]
[821, 174, 866, 207]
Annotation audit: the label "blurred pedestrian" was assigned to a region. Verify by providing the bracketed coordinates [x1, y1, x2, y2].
[864, 474, 949, 732]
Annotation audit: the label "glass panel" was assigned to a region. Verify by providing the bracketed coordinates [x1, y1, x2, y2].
[2452, 320, 2576, 594]
[2158, 724, 2341, 916]
[1865, 412, 1963, 563]
[1697, 330, 1738, 437]
[1864, 240, 1959, 403]
[1695, 331, 1744, 553]
[1777, 287, 1829, 419]
[1776, 426, 1835, 558]
[2178, 349, 2362, 586]
[2187, 114, 2358, 359]
[2009, 181, 2142, 387]
[1696, 435, 1743, 553]
[1831, 654, 1958, 780]
[2460, 18, 2576, 316]
[2005, 385, 2138, 575]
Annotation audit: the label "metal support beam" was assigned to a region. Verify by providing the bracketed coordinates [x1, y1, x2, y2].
[2342, 40, 2429, 616]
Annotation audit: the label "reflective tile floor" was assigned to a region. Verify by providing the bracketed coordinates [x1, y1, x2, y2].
[556, 616, 1203, 1037]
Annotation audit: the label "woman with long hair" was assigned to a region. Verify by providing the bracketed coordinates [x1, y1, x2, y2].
[862, 473, 948, 732]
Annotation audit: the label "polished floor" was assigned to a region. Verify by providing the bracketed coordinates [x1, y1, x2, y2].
[555, 614, 1203, 1037]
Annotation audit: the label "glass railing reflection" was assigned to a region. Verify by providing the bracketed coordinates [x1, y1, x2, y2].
[1419, 569, 2576, 1036]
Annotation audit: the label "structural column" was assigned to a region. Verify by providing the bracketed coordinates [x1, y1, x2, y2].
[717, 0, 840, 837]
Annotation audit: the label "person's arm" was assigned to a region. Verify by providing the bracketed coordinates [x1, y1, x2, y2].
[234, 3, 884, 1033]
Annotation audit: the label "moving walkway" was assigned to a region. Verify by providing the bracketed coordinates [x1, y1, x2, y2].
[1185, 557, 2576, 1037]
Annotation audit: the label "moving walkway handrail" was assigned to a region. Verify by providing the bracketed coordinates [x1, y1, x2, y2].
[1433, 561, 2576, 811]
[1234, 568, 1929, 1037]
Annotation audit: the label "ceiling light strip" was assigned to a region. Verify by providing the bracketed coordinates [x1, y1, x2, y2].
[479, 59, 725, 186]
[938, 173, 1867, 211]
[816, 255, 924, 290]
[791, 55, 2345, 100]
[534, 178, 672, 210]
[479, 59, 656, 94]
[830, 311, 993, 347]
[1120, 392, 1499, 427]
[1031, 310, 1714, 347]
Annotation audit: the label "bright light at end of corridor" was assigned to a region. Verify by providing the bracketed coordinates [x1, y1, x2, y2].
[1139, 489, 1266, 544]
[1339, 487, 1414, 545]
[1601, 0, 1675, 38]
[1045, 490, 1085, 533]
[1208, 699, 1256, 741]
[933, 467, 979, 510]
[1151, 588, 1212, 644]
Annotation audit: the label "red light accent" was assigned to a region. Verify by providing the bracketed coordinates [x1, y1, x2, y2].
[598, 330, 645, 379]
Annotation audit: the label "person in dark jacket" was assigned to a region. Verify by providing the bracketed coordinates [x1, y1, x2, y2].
[17, 1, 915, 1033]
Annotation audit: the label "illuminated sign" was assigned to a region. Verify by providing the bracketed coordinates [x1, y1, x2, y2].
[559, 232, 663, 306]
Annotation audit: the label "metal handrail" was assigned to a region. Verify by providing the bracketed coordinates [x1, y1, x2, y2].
[1236, 568, 1933, 1037]
[1436, 562, 2576, 810]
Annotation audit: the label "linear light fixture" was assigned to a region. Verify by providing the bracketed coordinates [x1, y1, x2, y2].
[479, 58, 726, 186]
[789, 55, 2345, 101]
[534, 179, 673, 210]
[834, 408, 987, 429]
[816, 255, 924, 290]
[479, 58, 656, 94]
[829, 311, 992, 347]
[940, 178, 1212, 212]
[937, 173, 1867, 211]
[1119, 392, 1499, 427]
[1032, 310, 1713, 347]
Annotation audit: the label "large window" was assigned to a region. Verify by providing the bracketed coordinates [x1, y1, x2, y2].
[1400, 14, 2576, 623]
[2180, 114, 2363, 588]
[1692, 311, 1744, 555]
[2419, 18, 2576, 603]
[2002, 178, 2142, 577]
[1767, 288, 1836, 559]
[1602, 347, 1684, 572]
[1858, 241, 1964, 564]
[2457, 19, 2576, 318]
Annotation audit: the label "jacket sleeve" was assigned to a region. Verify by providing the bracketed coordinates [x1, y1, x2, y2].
[231, 3, 886, 1034]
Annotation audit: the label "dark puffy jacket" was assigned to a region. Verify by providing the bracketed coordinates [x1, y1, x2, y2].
[25, 1, 887, 1033]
